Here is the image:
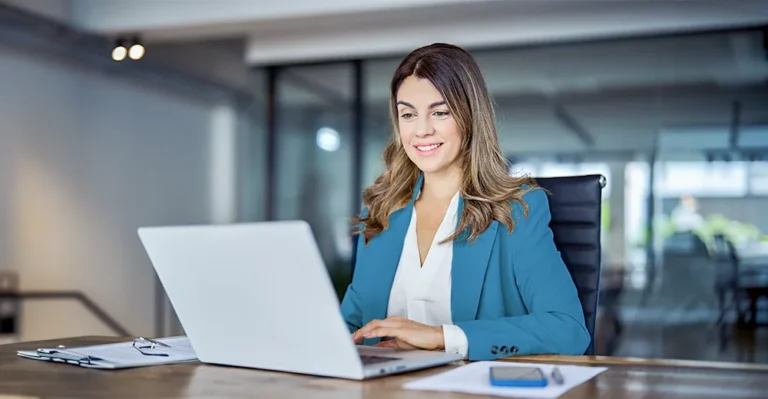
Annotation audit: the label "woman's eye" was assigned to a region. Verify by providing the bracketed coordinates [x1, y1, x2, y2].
[434, 111, 449, 117]
[400, 113, 415, 120]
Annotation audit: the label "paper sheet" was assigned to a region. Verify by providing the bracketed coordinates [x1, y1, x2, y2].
[73, 336, 197, 367]
[403, 361, 606, 398]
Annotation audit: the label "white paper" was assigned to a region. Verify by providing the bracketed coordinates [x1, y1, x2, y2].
[404, 361, 606, 398]
[76, 336, 197, 367]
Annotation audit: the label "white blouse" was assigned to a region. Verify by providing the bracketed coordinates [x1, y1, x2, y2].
[386, 191, 469, 358]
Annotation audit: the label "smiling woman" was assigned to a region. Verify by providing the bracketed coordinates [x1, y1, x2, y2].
[340, 43, 590, 361]
[395, 80, 459, 173]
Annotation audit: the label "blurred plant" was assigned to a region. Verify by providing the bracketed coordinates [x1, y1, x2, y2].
[630, 213, 765, 248]
[601, 201, 610, 232]
[694, 214, 762, 247]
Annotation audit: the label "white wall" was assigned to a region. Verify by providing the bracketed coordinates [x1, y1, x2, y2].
[1, 0, 72, 23]
[0, 42, 235, 340]
[147, 40, 252, 91]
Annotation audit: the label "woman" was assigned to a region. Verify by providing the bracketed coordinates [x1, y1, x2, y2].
[341, 43, 589, 361]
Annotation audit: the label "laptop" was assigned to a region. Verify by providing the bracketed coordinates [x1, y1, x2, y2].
[137, 220, 463, 380]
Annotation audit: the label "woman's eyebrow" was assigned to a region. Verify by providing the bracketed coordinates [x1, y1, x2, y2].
[396, 100, 446, 108]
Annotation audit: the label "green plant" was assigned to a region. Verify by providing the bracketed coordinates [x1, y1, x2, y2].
[693, 214, 762, 247]
[601, 201, 610, 232]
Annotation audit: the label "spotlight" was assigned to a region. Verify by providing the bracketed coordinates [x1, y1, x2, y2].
[112, 39, 127, 62]
[111, 37, 145, 61]
[129, 39, 145, 60]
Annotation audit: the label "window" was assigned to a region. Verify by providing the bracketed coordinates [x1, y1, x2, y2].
[654, 162, 749, 198]
[750, 162, 768, 196]
[272, 63, 356, 298]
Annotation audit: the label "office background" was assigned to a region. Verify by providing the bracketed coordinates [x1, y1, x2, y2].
[1, 0, 767, 364]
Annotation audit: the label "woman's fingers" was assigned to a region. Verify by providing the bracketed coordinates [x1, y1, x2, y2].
[352, 317, 405, 341]
[352, 317, 440, 351]
[364, 327, 394, 340]
[374, 340, 398, 348]
[376, 338, 418, 350]
[351, 319, 380, 341]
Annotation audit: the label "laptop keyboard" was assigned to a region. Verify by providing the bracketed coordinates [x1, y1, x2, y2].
[360, 355, 401, 365]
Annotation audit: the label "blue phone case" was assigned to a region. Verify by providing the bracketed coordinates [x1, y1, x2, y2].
[489, 367, 548, 387]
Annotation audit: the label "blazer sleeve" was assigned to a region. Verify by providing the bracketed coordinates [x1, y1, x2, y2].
[339, 212, 366, 333]
[455, 189, 591, 360]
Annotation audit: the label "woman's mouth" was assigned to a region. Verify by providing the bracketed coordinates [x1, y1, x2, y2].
[415, 143, 443, 156]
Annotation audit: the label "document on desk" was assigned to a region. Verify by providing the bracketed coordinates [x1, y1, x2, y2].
[404, 361, 607, 398]
[17, 336, 198, 369]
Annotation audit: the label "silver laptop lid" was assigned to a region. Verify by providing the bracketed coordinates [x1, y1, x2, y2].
[138, 221, 365, 379]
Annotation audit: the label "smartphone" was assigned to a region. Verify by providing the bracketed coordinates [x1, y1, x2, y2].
[489, 366, 548, 387]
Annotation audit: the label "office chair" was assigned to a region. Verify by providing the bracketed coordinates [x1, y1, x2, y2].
[535, 174, 605, 355]
[349, 174, 605, 355]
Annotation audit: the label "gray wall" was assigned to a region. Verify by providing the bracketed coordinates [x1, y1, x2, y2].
[0, 42, 223, 340]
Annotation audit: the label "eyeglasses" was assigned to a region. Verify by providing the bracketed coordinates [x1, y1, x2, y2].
[132, 337, 171, 357]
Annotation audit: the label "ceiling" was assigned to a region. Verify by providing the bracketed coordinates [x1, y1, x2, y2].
[2, 0, 766, 155]
[9, 0, 768, 65]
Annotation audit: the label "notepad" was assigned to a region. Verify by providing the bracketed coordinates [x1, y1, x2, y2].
[17, 336, 198, 369]
[403, 361, 606, 398]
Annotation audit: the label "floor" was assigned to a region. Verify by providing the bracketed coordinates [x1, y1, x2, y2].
[594, 278, 768, 364]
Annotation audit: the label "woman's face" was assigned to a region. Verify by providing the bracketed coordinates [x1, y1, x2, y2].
[395, 75, 462, 176]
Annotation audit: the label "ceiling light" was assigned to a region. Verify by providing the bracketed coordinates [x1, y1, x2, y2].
[112, 40, 127, 62]
[316, 127, 340, 152]
[129, 42, 145, 60]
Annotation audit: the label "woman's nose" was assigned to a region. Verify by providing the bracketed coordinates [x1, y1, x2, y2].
[414, 118, 435, 138]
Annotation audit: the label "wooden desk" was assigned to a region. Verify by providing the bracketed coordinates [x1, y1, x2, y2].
[2, 336, 767, 398]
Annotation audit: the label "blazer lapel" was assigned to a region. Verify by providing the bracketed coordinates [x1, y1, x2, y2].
[365, 174, 423, 323]
[451, 197, 498, 322]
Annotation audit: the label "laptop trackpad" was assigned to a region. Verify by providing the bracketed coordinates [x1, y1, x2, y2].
[356, 345, 406, 366]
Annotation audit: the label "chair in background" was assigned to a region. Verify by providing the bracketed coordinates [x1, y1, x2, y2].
[714, 233, 744, 325]
[349, 174, 606, 355]
[714, 234, 768, 328]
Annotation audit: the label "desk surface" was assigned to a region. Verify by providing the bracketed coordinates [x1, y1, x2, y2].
[2, 336, 767, 398]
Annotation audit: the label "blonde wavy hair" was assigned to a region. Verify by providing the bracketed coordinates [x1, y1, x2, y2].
[356, 43, 538, 245]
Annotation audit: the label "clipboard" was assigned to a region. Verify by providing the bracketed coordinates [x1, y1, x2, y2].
[17, 336, 198, 369]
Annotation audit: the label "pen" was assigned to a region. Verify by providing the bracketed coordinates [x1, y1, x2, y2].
[550, 367, 565, 385]
[37, 348, 102, 362]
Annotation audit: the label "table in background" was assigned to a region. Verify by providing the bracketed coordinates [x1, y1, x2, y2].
[2, 336, 768, 398]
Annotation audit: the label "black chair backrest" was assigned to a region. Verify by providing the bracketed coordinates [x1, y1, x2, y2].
[349, 174, 605, 355]
[534, 174, 604, 355]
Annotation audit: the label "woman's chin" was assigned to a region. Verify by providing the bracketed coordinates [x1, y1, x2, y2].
[415, 162, 452, 175]
[407, 152, 459, 175]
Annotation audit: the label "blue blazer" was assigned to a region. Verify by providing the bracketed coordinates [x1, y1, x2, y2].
[340, 175, 591, 360]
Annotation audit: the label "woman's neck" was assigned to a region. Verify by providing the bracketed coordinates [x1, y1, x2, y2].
[421, 166, 462, 201]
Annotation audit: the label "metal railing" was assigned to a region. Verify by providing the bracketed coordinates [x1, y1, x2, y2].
[0, 291, 131, 337]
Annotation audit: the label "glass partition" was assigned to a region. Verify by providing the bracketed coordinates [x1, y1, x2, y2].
[272, 63, 356, 297]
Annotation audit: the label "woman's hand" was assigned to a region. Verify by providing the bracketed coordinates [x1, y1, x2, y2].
[351, 316, 445, 351]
